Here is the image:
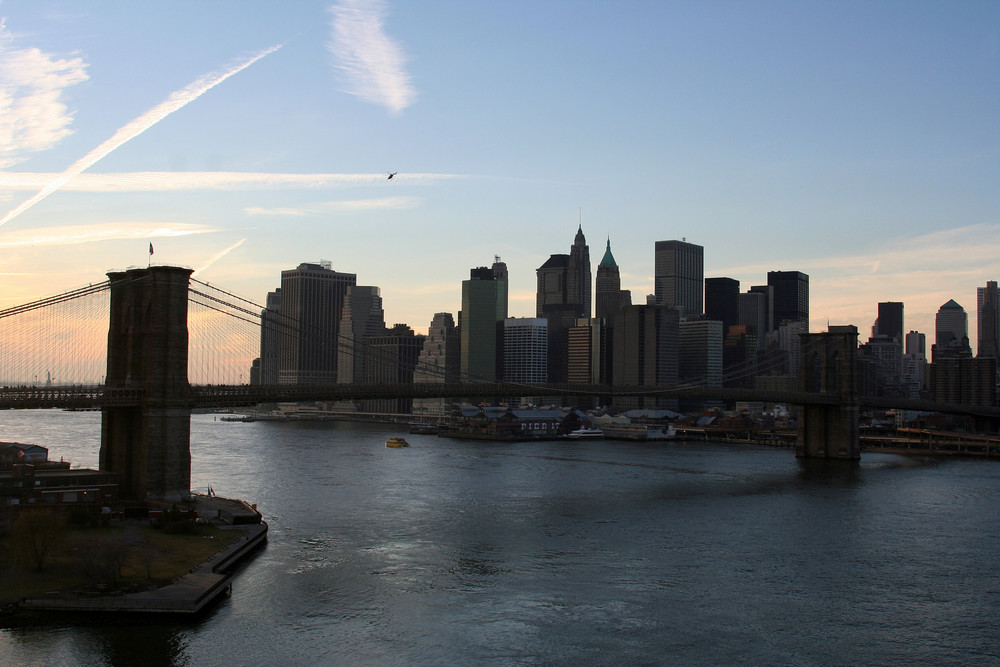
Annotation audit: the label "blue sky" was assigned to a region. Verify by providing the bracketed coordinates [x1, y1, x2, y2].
[1, 0, 998, 348]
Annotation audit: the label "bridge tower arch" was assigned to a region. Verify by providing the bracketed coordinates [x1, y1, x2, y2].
[796, 331, 860, 459]
[100, 266, 193, 502]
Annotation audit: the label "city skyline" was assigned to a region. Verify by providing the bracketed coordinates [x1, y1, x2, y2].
[0, 1, 998, 348]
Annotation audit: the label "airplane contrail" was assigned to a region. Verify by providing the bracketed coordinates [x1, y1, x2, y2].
[193, 237, 247, 277]
[0, 44, 283, 228]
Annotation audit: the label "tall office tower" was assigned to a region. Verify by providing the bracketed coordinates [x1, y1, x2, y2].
[278, 261, 356, 384]
[595, 239, 630, 319]
[364, 324, 425, 415]
[978, 281, 1000, 359]
[905, 331, 926, 357]
[933, 299, 970, 361]
[536, 227, 591, 319]
[767, 271, 809, 328]
[414, 313, 460, 384]
[567, 318, 605, 385]
[874, 302, 904, 344]
[748, 284, 774, 333]
[337, 286, 386, 384]
[612, 304, 680, 410]
[412, 313, 460, 418]
[503, 318, 548, 383]
[679, 319, 724, 388]
[492, 256, 509, 319]
[254, 288, 282, 386]
[654, 239, 703, 318]
[722, 324, 758, 389]
[705, 277, 740, 333]
[766, 320, 807, 377]
[738, 290, 768, 351]
[536, 227, 592, 382]
[461, 266, 507, 381]
[568, 225, 592, 318]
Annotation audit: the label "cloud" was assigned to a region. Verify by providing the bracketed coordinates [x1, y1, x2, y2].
[0, 43, 282, 227]
[328, 0, 416, 113]
[244, 195, 422, 216]
[0, 222, 213, 248]
[0, 171, 462, 192]
[0, 19, 89, 168]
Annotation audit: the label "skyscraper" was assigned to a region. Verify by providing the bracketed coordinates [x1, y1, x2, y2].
[337, 286, 386, 384]
[254, 288, 282, 386]
[461, 266, 507, 381]
[767, 271, 808, 329]
[874, 302, 904, 345]
[278, 261, 356, 384]
[654, 239, 703, 318]
[537, 227, 592, 382]
[568, 226, 591, 318]
[978, 281, 999, 359]
[503, 318, 548, 383]
[595, 238, 630, 319]
[536, 226, 591, 319]
[933, 299, 970, 361]
[705, 277, 739, 332]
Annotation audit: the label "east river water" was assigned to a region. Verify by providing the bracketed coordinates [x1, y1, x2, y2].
[1, 410, 999, 665]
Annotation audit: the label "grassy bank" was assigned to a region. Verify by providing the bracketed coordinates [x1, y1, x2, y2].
[0, 523, 242, 603]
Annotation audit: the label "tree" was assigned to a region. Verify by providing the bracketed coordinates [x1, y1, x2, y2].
[11, 509, 65, 572]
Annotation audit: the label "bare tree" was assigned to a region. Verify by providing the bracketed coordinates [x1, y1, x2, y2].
[11, 509, 65, 572]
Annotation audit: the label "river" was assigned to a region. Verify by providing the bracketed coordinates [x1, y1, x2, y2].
[1, 410, 999, 665]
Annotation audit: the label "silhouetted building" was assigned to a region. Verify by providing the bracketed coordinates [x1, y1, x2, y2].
[254, 288, 282, 385]
[278, 261, 356, 385]
[611, 304, 679, 410]
[875, 301, 904, 345]
[365, 324, 425, 414]
[978, 281, 1000, 360]
[595, 238, 630, 319]
[461, 266, 507, 381]
[748, 284, 774, 333]
[933, 299, 971, 361]
[705, 277, 739, 332]
[679, 319, 723, 388]
[654, 239, 703, 318]
[767, 270, 808, 329]
[337, 286, 386, 384]
[537, 227, 593, 382]
[930, 357, 997, 407]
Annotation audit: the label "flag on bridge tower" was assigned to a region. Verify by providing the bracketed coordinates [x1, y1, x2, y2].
[149, 242, 154, 256]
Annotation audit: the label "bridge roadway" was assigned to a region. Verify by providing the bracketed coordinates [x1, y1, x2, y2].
[1, 383, 998, 420]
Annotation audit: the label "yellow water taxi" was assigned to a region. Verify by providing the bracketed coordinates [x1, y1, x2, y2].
[385, 437, 410, 448]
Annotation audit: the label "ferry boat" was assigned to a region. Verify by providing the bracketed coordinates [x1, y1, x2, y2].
[564, 428, 605, 440]
[385, 437, 410, 448]
[600, 423, 676, 441]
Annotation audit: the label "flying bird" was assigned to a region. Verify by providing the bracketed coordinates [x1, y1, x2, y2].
[387, 172, 397, 179]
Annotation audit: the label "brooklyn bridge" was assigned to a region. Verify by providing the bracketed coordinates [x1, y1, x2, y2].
[2, 265, 997, 502]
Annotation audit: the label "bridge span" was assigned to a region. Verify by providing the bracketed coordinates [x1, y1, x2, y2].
[4, 265, 997, 502]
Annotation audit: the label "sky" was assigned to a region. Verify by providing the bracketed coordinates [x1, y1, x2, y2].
[0, 0, 998, 350]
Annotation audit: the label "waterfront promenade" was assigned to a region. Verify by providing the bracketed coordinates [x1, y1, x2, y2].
[18, 495, 266, 615]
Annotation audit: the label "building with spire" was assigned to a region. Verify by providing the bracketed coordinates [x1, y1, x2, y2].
[595, 238, 631, 319]
[536, 227, 593, 382]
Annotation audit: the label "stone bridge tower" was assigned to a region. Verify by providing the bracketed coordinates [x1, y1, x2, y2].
[796, 330, 860, 459]
[100, 266, 193, 502]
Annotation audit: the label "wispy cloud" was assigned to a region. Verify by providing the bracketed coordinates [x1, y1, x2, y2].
[328, 0, 416, 113]
[0, 19, 89, 168]
[194, 238, 247, 277]
[0, 44, 282, 227]
[244, 195, 422, 216]
[0, 171, 461, 192]
[0, 222, 212, 248]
